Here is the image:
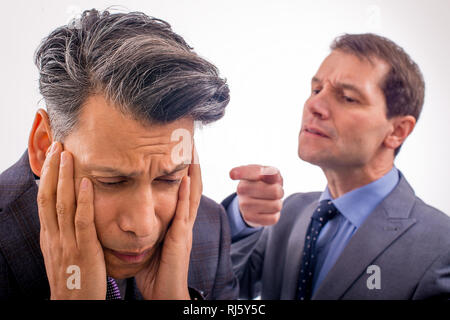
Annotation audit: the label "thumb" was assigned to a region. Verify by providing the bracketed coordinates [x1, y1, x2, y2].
[260, 166, 283, 185]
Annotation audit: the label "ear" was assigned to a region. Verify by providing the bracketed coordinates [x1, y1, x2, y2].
[28, 109, 53, 177]
[384, 115, 416, 151]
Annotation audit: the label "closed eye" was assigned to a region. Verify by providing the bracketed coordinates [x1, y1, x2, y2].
[97, 179, 127, 188]
[154, 178, 181, 185]
[343, 95, 358, 103]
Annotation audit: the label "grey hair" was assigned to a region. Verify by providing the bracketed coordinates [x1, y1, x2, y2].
[35, 9, 230, 141]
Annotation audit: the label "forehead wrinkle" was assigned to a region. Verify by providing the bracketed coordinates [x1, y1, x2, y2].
[131, 138, 179, 155]
[78, 143, 174, 178]
[84, 164, 142, 177]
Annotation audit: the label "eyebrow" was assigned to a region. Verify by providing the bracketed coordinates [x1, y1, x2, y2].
[312, 76, 365, 97]
[86, 163, 189, 177]
[160, 163, 189, 176]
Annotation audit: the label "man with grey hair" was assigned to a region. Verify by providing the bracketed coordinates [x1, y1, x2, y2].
[0, 9, 237, 299]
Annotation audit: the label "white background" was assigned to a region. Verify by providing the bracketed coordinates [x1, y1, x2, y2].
[1, 0, 449, 215]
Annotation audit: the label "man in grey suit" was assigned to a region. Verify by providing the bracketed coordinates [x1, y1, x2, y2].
[224, 33, 450, 299]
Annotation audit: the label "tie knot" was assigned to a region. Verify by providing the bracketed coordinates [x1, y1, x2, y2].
[311, 200, 338, 223]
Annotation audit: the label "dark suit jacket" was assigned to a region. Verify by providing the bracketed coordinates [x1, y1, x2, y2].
[225, 173, 450, 299]
[0, 151, 238, 300]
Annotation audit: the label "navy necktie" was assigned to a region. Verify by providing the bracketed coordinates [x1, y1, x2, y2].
[297, 200, 338, 300]
[106, 276, 122, 300]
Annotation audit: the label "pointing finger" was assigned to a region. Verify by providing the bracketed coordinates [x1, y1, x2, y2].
[230, 165, 281, 184]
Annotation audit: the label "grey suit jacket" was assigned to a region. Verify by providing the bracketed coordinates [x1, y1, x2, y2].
[228, 173, 450, 299]
[0, 151, 238, 299]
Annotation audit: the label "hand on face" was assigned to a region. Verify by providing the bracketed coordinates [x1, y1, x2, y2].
[135, 148, 202, 300]
[38, 139, 203, 300]
[37, 142, 106, 300]
[230, 165, 284, 227]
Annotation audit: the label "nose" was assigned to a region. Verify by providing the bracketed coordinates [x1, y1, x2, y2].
[304, 88, 331, 120]
[118, 186, 156, 238]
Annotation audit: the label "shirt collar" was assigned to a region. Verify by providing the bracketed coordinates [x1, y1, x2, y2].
[319, 167, 400, 228]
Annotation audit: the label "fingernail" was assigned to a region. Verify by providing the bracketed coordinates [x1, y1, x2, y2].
[229, 168, 238, 179]
[80, 178, 89, 190]
[261, 166, 278, 176]
[60, 151, 66, 166]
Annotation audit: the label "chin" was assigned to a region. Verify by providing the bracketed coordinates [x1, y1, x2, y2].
[298, 147, 332, 168]
[299, 144, 318, 163]
[106, 262, 141, 280]
[104, 254, 149, 280]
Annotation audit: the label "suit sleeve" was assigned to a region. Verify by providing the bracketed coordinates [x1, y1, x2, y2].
[0, 249, 12, 299]
[412, 248, 450, 299]
[222, 193, 268, 299]
[209, 203, 240, 299]
[224, 192, 303, 299]
[230, 227, 269, 299]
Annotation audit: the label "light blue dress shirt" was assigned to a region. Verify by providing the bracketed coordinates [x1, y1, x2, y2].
[227, 167, 400, 295]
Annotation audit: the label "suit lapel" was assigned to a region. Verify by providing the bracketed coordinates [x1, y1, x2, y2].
[0, 152, 49, 298]
[280, 200, 318, 299]
[313, 175, 417, 299]
[125, 277, 143, 300]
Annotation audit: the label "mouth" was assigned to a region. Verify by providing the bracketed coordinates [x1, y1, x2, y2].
[303, 126, 330, 138]
[106, 247, 152, 264]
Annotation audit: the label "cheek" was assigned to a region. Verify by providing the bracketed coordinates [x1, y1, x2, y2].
[153, 187, 179, 226]
[336, 115, 387, 152]
[91, 192, 120, 240]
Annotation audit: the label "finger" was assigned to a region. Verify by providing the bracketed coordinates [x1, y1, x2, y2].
[188, 144, 202, 223]
[164, 176, 191, 247]
[230, 165, 281, 184]
[238, 197, 283, 214]
[237, 180, 284, 200]
[260, 167, 283, 185]
[37, 141, 62, 235]
[56, 151, 77, 247]
[172, 175, 190, 225]
[74, 177, 98, 249]
[243, 211, 281, 227]
[229, 165, 263, 181]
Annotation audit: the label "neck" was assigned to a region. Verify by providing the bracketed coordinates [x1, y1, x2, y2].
[322, 161, 394, 199]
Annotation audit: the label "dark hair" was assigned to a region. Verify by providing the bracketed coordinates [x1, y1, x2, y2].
[35, 9, 229, 140]
[331, 33, 425, 155]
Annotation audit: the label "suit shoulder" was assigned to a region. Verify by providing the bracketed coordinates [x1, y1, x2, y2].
[411, 197, 450, 242]
[0, 151, 34, 208]
[196, 194, 227, 226]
